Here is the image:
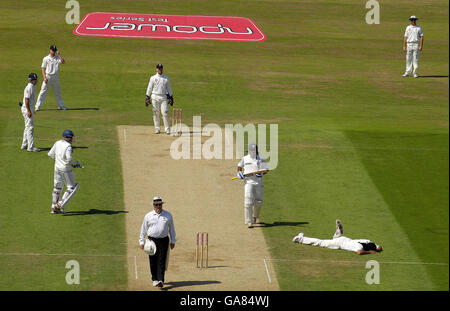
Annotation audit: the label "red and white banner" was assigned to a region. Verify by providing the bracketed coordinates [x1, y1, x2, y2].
[73, 12, 266, 42]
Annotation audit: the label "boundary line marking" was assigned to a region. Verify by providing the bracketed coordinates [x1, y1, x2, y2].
[263, 258, 272, 283]
[0, 252, 447, 266]
[265, 258, 449, 266]
[134, 255, 138, 280]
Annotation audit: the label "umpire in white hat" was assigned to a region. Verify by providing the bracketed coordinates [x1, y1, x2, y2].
[139, 196, 176, 288]
[403, 15, 424, 78]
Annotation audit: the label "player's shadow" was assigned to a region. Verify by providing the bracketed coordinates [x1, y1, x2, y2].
[61, 209, 128, 216]
[38, 108, 100, 111]
[418, 75, 448, 78]
[161, 280, 221, 291]
[256, 221, 309, 228]
[38, 146, 88, 151]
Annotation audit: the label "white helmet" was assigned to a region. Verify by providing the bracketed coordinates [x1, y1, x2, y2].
[248, 143, 258, 159]
[144, 239, 157, 255]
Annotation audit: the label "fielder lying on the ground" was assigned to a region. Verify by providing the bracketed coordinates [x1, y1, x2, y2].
[47, 129, 82, 214]
[292, 220, 383, 255]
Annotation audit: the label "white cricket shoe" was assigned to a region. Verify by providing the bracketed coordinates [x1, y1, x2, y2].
[155, 129, 160, 134]
[27, 147, 41, 152]
[413, 74, 419, 78]
[292, 233, 304, 243]
[402, 73, 410, 77]
[152, 281, 159, 287]
[21, 145, 27, 150]
[334, 219, 344, 238]
[58, 106, 68, 110]
[35, 107, 40, 111]
[157, 281, 164, 288]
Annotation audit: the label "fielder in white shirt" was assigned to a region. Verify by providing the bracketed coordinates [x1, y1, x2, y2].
[293, 220, 383, 255]
[139, 197, 176, 288]
[20, 73, 40, 152]
[403, 16, 424, 78]
[47, 130, 82, 214]
[35, 45, 67, 110]
[237, 143, 269, 228]
[145, 64, 174, 134]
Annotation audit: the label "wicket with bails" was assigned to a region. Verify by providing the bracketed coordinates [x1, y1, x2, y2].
[196, 232, 208, 268]
[171, 107, 183, 136]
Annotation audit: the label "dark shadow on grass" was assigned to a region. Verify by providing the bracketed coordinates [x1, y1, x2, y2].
[38, 146, 88, 151]
[161, 280, 221, 291]
[257, 221, 309, 228]
[66, 108, 100, 110]
[37, 107, 100, 111]
[61, 209, 128, 216]
[418, 75, 448, 78]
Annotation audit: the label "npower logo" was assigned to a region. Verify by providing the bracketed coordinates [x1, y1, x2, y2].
[74, 12, 266, 42]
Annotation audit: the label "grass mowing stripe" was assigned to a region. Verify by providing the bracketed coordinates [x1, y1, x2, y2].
[346, 131, 449, 289]
[262, 130, 435, 290]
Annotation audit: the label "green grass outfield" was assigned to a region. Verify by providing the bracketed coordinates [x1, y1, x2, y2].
[0, 0, 448, 290]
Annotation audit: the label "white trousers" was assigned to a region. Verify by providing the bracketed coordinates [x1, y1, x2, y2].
[405, 43, 420, 75]
[54, 169, 76, 189]
[52, 169, 77, 205]
[300, 236, 359, 252]
[21, 111, 35, 150]
[151, 94, 170, 132]
[36, 74, 65, 109]
[244, 181, 263, 224]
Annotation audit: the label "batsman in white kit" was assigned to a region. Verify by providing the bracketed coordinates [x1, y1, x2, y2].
[35, 45, 67, 111]
[20, 73, 40, 152]
[145, 64, 174, 134]
[402, 16, 424, 78]
[237, 143, 269, 228]
[47, 130, 82, 214]
[292, 220, 383, 255]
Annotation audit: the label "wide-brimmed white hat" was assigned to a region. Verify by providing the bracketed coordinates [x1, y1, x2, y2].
[409, 15, 419, 20]
[144, 239, 157, 255]
[152, 196, 164, 204]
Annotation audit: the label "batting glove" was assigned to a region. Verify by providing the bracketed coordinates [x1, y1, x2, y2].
[167, 94, 174, 106]
[145, 95, 151, 107]
[237, 171, 244, 179]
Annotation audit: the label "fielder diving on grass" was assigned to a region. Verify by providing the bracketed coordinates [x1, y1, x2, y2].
[292, 220, 383, 255]
[47, 130, 83, 214]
